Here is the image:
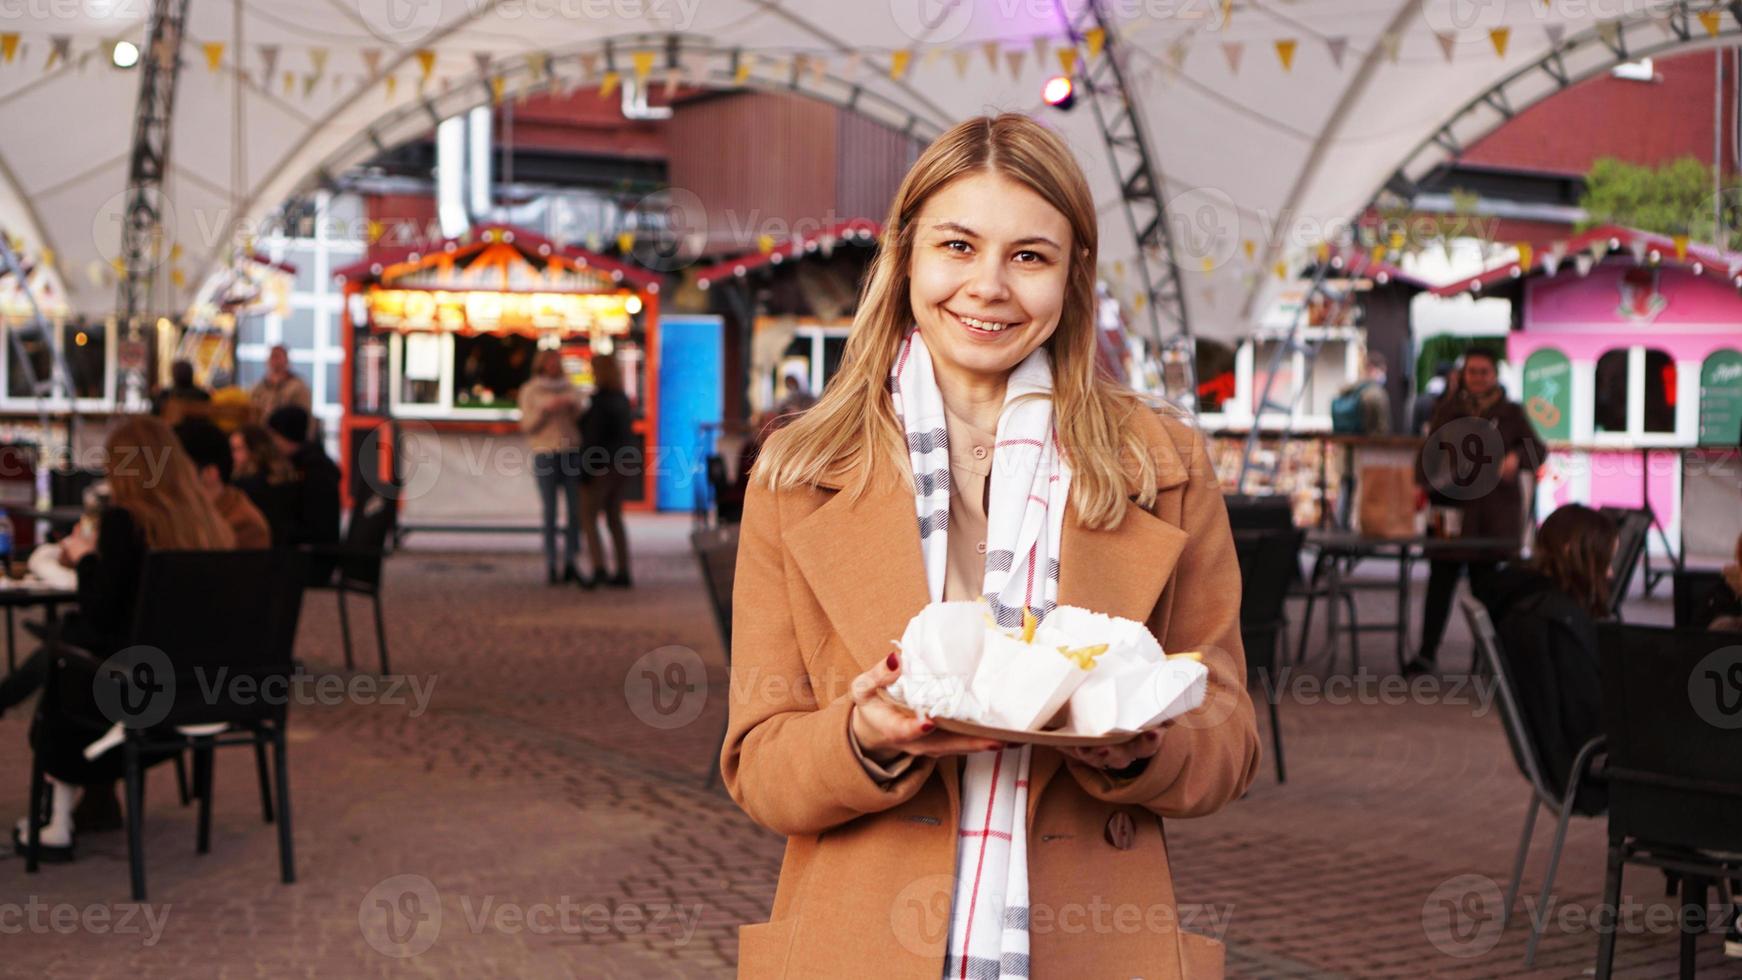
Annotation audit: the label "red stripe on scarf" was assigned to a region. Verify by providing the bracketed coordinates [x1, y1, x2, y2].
[957, 748, 1007, 979]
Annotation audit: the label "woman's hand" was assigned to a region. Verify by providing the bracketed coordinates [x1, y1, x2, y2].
[849, 652, 1002, 763]
[58, 530, 94, 566]
[1060, 726, 1168, 773]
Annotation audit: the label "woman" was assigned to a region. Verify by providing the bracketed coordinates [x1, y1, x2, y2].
[231, 423, 299, 545]
[1407, 347, 1546, 675]
[6, 416, 235, 859]
[519, 349, 586, 585]
[722, 114, 1258, 978]
[579, 352, 636, 588]
[1477, 504, 1617, 816]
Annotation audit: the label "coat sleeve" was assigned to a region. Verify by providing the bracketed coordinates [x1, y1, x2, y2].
[1065, 436, 1262, 817]
[719, 477, 938, 836]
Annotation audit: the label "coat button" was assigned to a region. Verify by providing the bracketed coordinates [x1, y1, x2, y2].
[972, 445, 988, 460]
[1104, 811, 1136, 851]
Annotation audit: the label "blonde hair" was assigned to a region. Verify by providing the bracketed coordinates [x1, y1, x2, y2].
[752, 113, 1158, 530]
[106, 416, 236, 551]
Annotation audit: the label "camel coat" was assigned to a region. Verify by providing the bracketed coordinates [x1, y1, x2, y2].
[722, 406, 1261, 979]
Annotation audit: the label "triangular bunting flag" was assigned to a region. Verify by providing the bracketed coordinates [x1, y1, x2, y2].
[983, 41, 1000, 73]
[415, 49, 436, 82]
[1167, 37, 1190, 70]
[1085, 27, 1105, 59]
[1542, 254, 1561, 277]
[491, 76, 506, 103]
[733, 53, 753, 85]
[1032, 35, 1048, 72]
[599, 70, 620, 97]
[257, 44, 280, 81]
[528, 51, 549, 80]
[1574, 254, 1594, 277]
[1274, 261, 1288, 280]
[618, 231, 636, 253]
[1434, 32, 1456, 63]
[385, 74, 398, 98]
[1325, 36, 1348, 69]
[1544, 24, 1565, 48]
[1056, 47, 1077, 75]
[631, 50, 655, 82]
[1515, 243, 1533, 270]
[310, 48, 329, 74]
[1489, 27, 1509, 58]
[0, 34, 18, 64]
[1674, 234, 1689, 260]
[953, 49, 971, 78]
[1243, 240, 1256, 261]
[360, 48, 381, 75]
[302, 72, 318, 97]
[1596, 21, 1622, 48]
[1700, 10, 1723, 36]
[203, 42, 224, 72]
[921, 47, 945, 70]
[1651, 14, 1676, 39]
[1005, 49, 1026, 77]
[1221, 41, 1244, 75]
[578, 51, 599, 79]
[473, 51, 491, 78]
[1627, 238, 1648, 264]
[889, 49, 911, 80]
[1220, 0, 1233, 28]
[1274, 39, 1296, 72]
[46, 35, 69, 70]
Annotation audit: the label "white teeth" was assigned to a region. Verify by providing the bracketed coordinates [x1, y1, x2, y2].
[956, 313, 1012, 332]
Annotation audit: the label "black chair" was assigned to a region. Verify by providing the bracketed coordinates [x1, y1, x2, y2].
[303, 494, 395, 674]
[1672, 569, 1732, 629]
[1594, 623, 1742, 979]
[1598, 507, 1652, 619]
[1234, 528, 1302, 784]
[23, 549, 306, 901]
[1459, 595, 1607, 966]
[690, 524, 738, 789]
[1223, 494, 1294, 531]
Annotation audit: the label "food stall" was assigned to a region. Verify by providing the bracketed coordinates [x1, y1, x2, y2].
[1434, 225, 1742, 565]
[335, 225, 661, 528]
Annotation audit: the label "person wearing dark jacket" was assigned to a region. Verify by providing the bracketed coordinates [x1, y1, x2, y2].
[1476, 505, 1616, 816]
[267, 405, 342, 582]
[1408, 348, 1547, 674]
[5, 417, 235, 860]
[578, 353, 637, 588]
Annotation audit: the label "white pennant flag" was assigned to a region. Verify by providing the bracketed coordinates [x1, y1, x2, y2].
[1325, 36, 1349, 69]
[1220, 41, 1244, 74]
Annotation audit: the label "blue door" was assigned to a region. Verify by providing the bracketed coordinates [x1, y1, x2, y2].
[656, 315, 724, 511]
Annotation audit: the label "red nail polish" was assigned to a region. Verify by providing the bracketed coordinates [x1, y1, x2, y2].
[886, 652, 900, 671]
[920, 721, 935, 733]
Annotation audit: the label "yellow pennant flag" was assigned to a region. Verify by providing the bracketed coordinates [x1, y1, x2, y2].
[385, 74, 398, 99]
[631, 50, 655, 82]
[309, 48, 329, 74]
[1220, 0, 1232, 28]
[952, 49, 970, 78]
[366, 219, 386, 244]
[1274, 39, 1297, 72]
[491, 76, 506, 103]
[415, 49, 436, 82]
[599, 70, 620, 97]
[1200, 256, 1214, 273]
[757, 234, 775, 254]
[733, 55, 753, 85]
[616, 231, 635, 253]
[1085, 26, 1106, 59]
[1673, 234, 1689, 260]
[1056, 47, 1077, 75]
[889, 49, 911, 80]
[0, 34, 18, 64]
[39, 247, 54, 267]
[203, 42, 224, 72]
[169, 243, 183, 262]
[1243, 240, 1256, 261]
[1699, 10, 1723, 36]
[283, 71, 295, 94]
[1489, 27, 1510, 58]
[170, 267, 187, 289]
[1274, 261, 1288, 280]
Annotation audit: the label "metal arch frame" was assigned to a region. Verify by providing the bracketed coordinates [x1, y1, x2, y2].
[1055, 0, 1192, 351]
[1376, 2, 1742, 207]
[115, 0, 191, 407]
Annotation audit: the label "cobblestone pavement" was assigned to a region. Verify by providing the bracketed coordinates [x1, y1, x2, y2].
[1, 514, 1736, 978]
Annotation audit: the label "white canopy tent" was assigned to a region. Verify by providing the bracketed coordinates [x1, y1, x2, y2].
[0, 0, 1735, 342]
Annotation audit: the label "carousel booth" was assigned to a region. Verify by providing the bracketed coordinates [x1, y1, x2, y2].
[336, 226, 660, 531]
[1434, 225, 1742, 567]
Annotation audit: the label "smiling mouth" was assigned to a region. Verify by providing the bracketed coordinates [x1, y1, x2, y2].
[948, 309, 1021, 334]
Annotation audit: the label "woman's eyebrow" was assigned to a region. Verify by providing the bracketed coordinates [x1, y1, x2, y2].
[932, 221, 1061, 250]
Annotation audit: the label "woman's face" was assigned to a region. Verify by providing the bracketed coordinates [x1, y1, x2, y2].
[230, 432, 250, 474]
[540, 354, 563, 379]
[1462, 356, 1498, 398]
[907, 172, 1072, 388]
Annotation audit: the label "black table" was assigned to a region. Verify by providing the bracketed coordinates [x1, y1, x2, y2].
[0, 585, 77, 674]
[1300, 530, 1521, 673]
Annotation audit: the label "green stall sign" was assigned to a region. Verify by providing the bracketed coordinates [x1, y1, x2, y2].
[1521, 347, 1572, 441]
[1700, 348, 1742, 446]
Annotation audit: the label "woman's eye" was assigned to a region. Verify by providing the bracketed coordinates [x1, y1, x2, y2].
[942, 239, 972, 254]
[1014, 250, 1045, 264]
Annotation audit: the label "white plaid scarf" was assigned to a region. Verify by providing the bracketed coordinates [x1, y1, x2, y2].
[890, 328, 1071, 980]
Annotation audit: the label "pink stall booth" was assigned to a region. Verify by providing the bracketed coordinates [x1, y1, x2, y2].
[1436, 226, 1742, 571]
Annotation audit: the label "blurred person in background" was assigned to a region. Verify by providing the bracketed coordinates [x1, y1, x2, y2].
[578, 352, 636, 589]
[250, 345, 311, 425]
[3, 417, 235, 860]
[267, 405, 341, 581]
[230, 423, 300, 545]
[519, 349, 586, 585]
[152, 359, 211, 418]
[175, 417, 271, 549]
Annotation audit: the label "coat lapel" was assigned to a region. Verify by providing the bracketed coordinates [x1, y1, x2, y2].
[782, 467, 932, 676]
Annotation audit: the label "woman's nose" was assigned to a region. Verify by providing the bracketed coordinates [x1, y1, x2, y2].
[964, 257, 1010, 302]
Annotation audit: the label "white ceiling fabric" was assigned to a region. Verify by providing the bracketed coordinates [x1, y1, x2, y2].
[0, 0, 1725, 339]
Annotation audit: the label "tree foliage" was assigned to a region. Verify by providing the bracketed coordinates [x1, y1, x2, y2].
[1578, 156, 1742, 249]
